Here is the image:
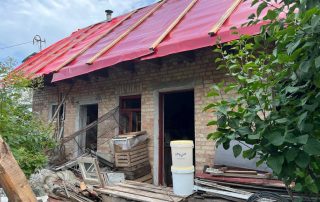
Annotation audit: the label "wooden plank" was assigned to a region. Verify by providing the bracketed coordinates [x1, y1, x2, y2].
[194, 185, 252, 200]
[194, 179, 252, 195]
[135, 173, 152, 182]
[116, 156, 148, 167]
[210, 172, 270, 179]
[102, 185, 180, 202]
[116, 183, 177, 196]
[0, 137, 37, 201]
[118, 161, 150, 171]
[114, 142, 148, 153]
[225, 170, 258, 174]
[86, 0, 167, 65]
[96, 188, 169, 202]
[150, 0, 198, 51]
[208, 0, 242, 36]
[118, 130, 147, 138]
[125, 180, 173, 191]
[26, 23, 105, 78]
[53, 11, 137, 72]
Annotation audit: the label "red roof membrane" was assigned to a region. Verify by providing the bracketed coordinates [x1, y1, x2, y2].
[13, 0, 274, 82]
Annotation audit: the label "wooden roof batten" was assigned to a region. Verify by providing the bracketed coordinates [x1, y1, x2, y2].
[208, 0, 242, 36]
[150, 0, 198, 52]
[53, 10, 137, 72]
[25, 23, 106, 78]
[16, 27, 89, 74]
[86, 0, 168, 65]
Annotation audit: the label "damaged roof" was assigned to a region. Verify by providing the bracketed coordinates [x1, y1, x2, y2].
[14, 0, 269, 82]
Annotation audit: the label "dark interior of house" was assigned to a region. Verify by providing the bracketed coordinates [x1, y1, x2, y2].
[163, 90, 195, 186]
[85, 104, 98, 151]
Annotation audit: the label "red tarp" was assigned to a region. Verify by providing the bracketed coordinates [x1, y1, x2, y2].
[14, 0, 272, 82]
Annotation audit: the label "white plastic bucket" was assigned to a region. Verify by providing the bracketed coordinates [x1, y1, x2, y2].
[171, 166, 194, 196]
[170, 140, 194, 167]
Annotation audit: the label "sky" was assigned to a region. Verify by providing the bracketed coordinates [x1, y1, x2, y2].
[0, 0, 158, 65]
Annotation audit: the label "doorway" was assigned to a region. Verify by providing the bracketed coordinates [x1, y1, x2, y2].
[159, 90, 195, 186]
[79, 104, 98, 154]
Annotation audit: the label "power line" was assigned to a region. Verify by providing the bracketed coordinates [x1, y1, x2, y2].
[0, 41, 33, 50]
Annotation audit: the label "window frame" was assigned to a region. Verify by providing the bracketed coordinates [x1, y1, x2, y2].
[119, 95, 141, 134]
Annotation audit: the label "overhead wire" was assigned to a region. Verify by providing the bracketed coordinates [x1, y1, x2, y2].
[0, 41, 33, 50]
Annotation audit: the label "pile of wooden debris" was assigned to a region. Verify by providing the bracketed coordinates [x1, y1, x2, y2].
[193, 166, 318, 202]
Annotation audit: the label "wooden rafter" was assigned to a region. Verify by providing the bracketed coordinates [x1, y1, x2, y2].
[150, 0, 198, 51]
[53, 10, 137, 72]
[208, 0, 242, 36]
[25, 23, 105, 78]
[86, 0, 167, 65]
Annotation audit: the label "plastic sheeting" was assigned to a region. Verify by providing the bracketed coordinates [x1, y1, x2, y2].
[15, 0, 273, 82]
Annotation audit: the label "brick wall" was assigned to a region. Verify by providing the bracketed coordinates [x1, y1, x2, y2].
[32, 47, 230, 181]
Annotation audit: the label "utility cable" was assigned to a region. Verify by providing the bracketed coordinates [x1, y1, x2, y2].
[0, 41, 33, 50]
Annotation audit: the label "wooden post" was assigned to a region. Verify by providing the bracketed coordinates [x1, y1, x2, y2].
[0, 137, 37, 201]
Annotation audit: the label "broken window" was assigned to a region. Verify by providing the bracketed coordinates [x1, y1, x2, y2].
[50, 103, 66, 139]
[51, 104, 65, 120]
[119, 96, 141, 134]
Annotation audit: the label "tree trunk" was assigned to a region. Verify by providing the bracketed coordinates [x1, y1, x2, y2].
[0, 137, 37, 201]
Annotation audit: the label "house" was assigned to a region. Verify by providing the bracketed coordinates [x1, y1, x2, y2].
[14, 0, 268, 186]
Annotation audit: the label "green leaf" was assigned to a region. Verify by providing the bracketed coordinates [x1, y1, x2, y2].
[294, 183, 303, 192]
[217, 105, 228, 115]
[263, 10, 277, 20]
[315, 55, 320, 68]
[242, 149, 256, 159]
[207, 120, 217, 126]
[303, 137, 320, 155]
[266, 131, 284, 146]
[287, 39, 301, 55]
[275, 118, 288, 124]
[233, 144, 242, 158]
[298, 112, 308, 131]
[295, 151, 310, 168]
[257, 2, 267, 17]
[285, 147, 299, 162]
[295, 135, 309, 145]
[237, 127, 251, 136]
[207, 131, 223, 140]
[267, 155, 284, 174]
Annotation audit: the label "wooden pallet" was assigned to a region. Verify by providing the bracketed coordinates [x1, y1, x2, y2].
[115, 145, 149, 167]
[118, 163, 151, 180]
[135, 173, 153, 184]
[96, 180, 185, 202]
[114, 141, 147, 153]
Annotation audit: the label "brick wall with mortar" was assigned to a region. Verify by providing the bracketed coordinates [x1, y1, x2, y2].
[32, 47, 231, 178]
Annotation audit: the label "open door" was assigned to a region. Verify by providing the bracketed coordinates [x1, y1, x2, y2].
[159, 90, 195, 186]
[79, 104, 98, 154]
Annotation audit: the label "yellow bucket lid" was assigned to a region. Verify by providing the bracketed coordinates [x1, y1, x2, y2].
[171, 166, 194, 173]
[170, 140, 194, 147]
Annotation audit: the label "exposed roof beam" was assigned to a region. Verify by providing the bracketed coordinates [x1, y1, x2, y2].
[150, 0, 198, 51]
[86, 0, 167, 65]
[25, 23, 106, 78]
[208, 0, 242, 36]
[53, 10, 137, 73]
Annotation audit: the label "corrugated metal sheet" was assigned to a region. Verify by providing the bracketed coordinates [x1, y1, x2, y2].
[14, 0, 272, 82]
